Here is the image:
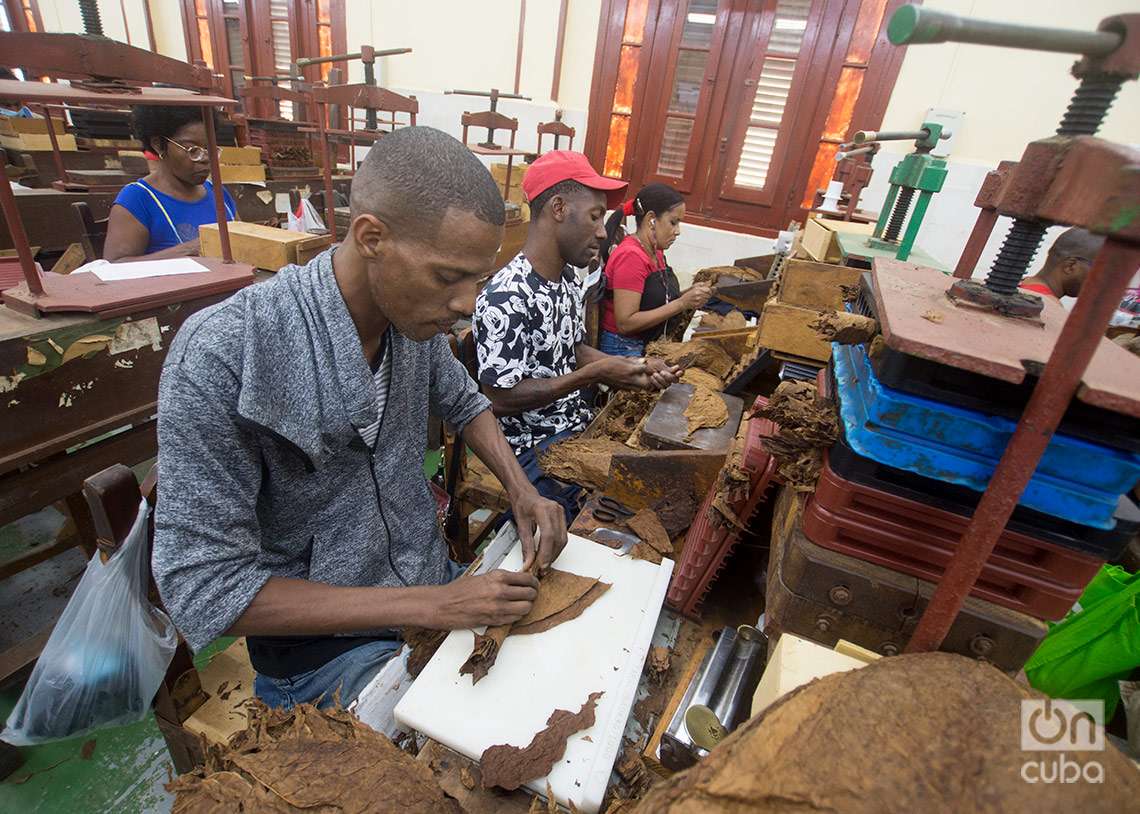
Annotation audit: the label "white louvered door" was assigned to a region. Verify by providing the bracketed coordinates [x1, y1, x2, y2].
[719, 0, 820, 206]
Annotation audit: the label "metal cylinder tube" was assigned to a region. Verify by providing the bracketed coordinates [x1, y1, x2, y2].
[853, 129, 928, 144]
[887, 5, 1121, 56]
[708, 625, 768, 733]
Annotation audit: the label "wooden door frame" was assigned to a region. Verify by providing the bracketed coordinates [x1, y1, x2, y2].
[586, 0, 913, 236]
[711, 0, 833, 210]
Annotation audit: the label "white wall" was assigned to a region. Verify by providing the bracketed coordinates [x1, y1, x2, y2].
[36, 0, 185, 58]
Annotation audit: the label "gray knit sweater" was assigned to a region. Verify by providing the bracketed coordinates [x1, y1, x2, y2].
[152, 249, 490, 651]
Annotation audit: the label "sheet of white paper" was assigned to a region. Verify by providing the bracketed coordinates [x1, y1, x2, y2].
[90, 258, 210, 282]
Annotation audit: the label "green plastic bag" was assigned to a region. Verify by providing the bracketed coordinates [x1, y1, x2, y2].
[1025, 565, 1140, 720]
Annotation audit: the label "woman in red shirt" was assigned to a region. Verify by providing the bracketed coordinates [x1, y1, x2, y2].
[598, 184, 712, 357]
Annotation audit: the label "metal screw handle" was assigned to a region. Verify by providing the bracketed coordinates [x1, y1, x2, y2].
[1057, 74, 1126, 136]
[882, 186, 916, 243]
[79, 0, 103, 36]
[887, 5, 1122, 56]
[984, 220, 1050, 296]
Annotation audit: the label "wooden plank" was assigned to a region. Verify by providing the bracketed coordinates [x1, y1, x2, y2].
[0, 421, 155, 526]
[777, 258, 864, 310]
[644, 634, 712, 777]
[0, 285, 257, 475]
[0, 624, 53, 682]
[755, 300, 832, 362]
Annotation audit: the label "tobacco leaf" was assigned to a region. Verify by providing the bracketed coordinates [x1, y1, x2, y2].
[680, 367, 725, 392]
[539, 438, 629, 490]
[645, 339, 735, 379]
[683, 386, 729, 439]
[480, 692, 603, 791]
[169, 702, 459, 814]
[754, 381, 838, 490]
[461, 565, 611, 683]
[515, 568, 600, 628]
[808, 311, 878, 345]
[629, 543, 663, 564]
[651, 491, 699, 539]
[646, 646, 671, 686]
[631, 653, 1140, 812]
[596, 391, 661, 444]
[511, 582, 611, 636]
[403, 627, 449, 678]
[626, 509, 672, 556]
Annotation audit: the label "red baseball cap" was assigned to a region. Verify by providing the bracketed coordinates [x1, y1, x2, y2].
[522, 150, 627, 209]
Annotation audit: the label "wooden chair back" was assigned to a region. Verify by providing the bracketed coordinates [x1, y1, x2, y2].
[71, 201, 107, 261]
[536, 116, 575, 153]
[461, 110, 518, 149]
[82, 464, 207, 774]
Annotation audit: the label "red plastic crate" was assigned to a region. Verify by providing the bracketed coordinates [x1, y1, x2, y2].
[801, 453, 1102, 620]
[667, 396, 780, 618]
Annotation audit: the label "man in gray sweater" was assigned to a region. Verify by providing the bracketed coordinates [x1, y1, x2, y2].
[153, 127, 566, 709]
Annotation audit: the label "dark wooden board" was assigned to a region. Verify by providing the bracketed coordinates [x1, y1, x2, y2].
[641, 383, 743, 453]
[873, 257, 1140, 418]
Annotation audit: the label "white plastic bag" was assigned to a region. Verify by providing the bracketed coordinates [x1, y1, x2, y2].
[286, 198, 326, 233]
[3, 499, 178, 745]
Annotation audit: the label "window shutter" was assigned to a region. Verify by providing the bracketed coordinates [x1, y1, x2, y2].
[732, 0, 811, 190]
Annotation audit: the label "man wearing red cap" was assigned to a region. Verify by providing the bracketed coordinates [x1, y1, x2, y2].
[473, 151, 681, 520]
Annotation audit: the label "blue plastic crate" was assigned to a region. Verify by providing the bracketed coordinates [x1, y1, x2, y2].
[832, 342, 1140, 529]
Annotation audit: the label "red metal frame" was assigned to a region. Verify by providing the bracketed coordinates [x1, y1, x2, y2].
[584, 0, 911, 235]
[908, 239, 1140, 651]
[0, 34, 250, 317]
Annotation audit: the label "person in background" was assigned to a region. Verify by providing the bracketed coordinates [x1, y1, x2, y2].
[0, 67, 35, 117]
[1018, 227, 1106, 300]
[103, 106, 235, 262]
[597, 183, 712, 357]
[473, 152, 681, 522]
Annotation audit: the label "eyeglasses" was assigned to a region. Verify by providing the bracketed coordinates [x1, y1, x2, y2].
[165, 138, 222, 163]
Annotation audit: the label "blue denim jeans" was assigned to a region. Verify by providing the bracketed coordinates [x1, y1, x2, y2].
[510, 428, 583, 526]
[254, 638, 401, 710]
[599, 330, 645, 358]
[252, 561, 466, 710]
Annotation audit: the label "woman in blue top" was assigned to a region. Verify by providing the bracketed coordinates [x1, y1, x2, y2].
[104, 106, 236, 262]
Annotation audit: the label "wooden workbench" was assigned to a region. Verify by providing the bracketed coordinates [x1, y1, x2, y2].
[0, 273, 272, 680]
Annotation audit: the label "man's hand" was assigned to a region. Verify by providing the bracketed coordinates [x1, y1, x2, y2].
[512, 486, 568, 570]
[644, 356, 682, 389]
[591, 356, 679, 391]
[433, 569, 541, 628]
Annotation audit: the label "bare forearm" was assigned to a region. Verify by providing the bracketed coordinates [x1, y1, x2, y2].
[463, 409, 531, 498]
[486, 367, 597, 416]
[615, 299, 686, 335]
[575, 342, 608, 367]
[225, 576, 444, 636]
[109, 241, 200, 263]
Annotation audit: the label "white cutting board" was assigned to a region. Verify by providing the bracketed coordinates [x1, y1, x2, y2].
[394, 533, 672, 813]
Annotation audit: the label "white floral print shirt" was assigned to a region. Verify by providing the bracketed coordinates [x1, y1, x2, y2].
[473, 253, 593, 454]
